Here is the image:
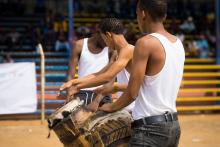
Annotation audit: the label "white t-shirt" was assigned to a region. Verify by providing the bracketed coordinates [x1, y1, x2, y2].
[78, 38, 109, 90]
[132, 33, 185, 120]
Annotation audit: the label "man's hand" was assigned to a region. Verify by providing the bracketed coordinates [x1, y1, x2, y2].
[87, 101, 99, 112]
[65, 86, 79, 101]
[60, 80, 75, 91]
[66, 86, 78, 102]
[98, 103, 114, 113]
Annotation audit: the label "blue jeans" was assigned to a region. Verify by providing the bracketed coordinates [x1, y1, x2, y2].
[129, 121, 181, 147]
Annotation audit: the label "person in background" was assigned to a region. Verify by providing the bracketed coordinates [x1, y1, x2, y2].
[3, 54, 14, 63]
[180, 16, 196, 33]
[55, 31, 70, 52]
[196, 34, 210, 58]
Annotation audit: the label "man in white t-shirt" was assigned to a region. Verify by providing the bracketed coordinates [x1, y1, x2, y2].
[60, 18, 135, 112]
[99, 0, 185, 147]
[66, 32, 115, 105]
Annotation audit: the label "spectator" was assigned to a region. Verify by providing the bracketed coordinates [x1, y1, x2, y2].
[27, 25, 43, 51]
[55, 31, 70, 52]
[185, 39, 199, 57]
[176, 30, 185, 42]
[76, 24, 91, 39]
[180, 16, 196, 33]
[3, 54, 14, 63]
[196, 34, 210, 58]
[206, 30, 216, 49]
[54, 13, 68, 37]
[6, 29, 22, 50]
[43, 10, 55, 46]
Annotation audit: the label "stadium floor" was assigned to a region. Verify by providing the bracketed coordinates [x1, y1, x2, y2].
[0, 114, 220, 147]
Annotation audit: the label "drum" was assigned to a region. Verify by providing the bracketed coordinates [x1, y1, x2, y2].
[48, 91, 133, 147]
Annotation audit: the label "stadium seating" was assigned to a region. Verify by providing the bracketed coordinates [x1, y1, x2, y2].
[0, 15, 219, 119]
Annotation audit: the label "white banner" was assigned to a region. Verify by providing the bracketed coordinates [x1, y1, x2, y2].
[0, 63, 37, 114]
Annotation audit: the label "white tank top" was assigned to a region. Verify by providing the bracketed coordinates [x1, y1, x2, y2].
[78, 38, 109, 90]
[117, 67, 135, 112]
[132, 33, 185, 120]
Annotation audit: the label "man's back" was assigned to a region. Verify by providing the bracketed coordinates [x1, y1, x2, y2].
[133, 32, 185, 119]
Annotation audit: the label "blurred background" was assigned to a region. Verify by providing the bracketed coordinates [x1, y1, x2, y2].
[0, 0, 219, 147]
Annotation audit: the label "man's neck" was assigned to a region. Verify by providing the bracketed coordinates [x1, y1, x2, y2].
[114, 35, 129, 52]
[144, 21, 166, 34]
[89, 35, 104, 51]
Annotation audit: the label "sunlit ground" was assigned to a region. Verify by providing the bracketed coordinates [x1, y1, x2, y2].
[0, 114, 220, 147]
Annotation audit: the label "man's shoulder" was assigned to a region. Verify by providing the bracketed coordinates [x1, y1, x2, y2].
[126, 44, 134, 49]
[121, 44, 134, 55]
[74, 39, 84, 46]
[137, 35, 158, 44]
[118, 44, 134, 60]
[73, 39, 85, 53]
[135, 35, 159, 51]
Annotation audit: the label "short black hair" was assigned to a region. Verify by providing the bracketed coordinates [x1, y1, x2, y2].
[138, 0, 167, 22]
[99, 18, 124, 34]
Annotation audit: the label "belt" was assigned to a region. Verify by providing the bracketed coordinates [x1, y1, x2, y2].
[131, 112, 178, 128]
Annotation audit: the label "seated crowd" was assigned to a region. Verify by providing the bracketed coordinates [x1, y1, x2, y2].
[0, 0, 216, 59]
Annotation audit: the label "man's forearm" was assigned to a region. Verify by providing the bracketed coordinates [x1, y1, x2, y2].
[68, 58, 78, 81]
[111, 91, 134, 111]
[68, 68, 76, 81]
[114, 83, 128, 93]
[76, 75, 111, 89]
[94, 94, 104, 104]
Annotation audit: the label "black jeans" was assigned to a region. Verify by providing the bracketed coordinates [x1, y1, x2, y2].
[129, 121, 181, 147]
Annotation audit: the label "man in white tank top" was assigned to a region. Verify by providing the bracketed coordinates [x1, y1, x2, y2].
[99, 1, 185, 147]
[60, 18, 135, 112]
[67, 33, 115, 103]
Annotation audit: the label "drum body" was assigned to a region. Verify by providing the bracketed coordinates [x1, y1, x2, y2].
[48, 91, 132, 147]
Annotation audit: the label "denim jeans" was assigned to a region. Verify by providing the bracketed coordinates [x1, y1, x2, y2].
[129, 121, 181, 147]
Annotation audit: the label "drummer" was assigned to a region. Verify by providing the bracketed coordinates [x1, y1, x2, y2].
[66, 28, 116, 103]
[60, 18, 135, 112]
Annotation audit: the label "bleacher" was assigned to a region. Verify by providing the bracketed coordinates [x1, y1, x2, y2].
[0, 15, 219, 119]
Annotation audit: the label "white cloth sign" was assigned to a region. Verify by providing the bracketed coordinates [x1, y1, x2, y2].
[0, 63, 37, 114]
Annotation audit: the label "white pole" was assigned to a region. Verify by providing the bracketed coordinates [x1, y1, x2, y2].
[37, 44, 45, 124]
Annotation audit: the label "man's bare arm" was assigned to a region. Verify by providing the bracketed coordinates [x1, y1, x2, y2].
[66, 40, 83, 99]
[94, 83, 128, 95]
[67, 49, 117, 85]
[67, 40, 83, 80]
[60, 47, 133, 91]
[64, 50, 116, 90]
[99, 37, 150, 112]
